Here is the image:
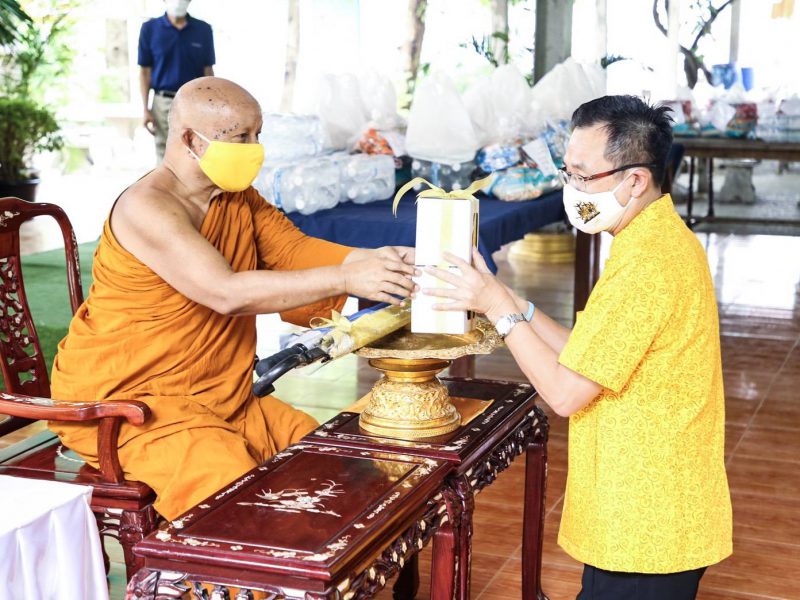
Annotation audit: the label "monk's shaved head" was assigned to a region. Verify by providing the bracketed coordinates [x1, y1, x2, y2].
[168, 76, 262, 143]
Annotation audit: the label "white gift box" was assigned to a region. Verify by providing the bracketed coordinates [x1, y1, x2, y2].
[412, 195, 479, 334]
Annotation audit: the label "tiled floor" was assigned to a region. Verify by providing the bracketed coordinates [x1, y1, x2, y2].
[7, 167, 800, 599]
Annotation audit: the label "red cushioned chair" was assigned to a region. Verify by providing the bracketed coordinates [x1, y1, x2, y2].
[0, 197, 157, 580]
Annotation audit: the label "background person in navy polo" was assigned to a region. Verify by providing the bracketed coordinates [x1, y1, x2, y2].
[138, 0, 215, 163]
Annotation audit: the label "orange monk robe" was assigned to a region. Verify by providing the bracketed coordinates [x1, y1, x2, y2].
[49, 188, 351, 519]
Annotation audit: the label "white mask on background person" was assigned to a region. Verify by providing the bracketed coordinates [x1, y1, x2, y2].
[562, 175, 634, 235]
[165, 0, 191, 18]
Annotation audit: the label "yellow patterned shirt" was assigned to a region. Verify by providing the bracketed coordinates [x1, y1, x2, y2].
[557, 194, 732, 573]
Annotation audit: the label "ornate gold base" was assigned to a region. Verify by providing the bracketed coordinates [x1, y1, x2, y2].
[508, 231, 576, 263]
[359, 357, 462, 440]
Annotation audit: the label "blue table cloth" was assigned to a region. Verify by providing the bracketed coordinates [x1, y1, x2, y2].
[286, 189, 565, 272]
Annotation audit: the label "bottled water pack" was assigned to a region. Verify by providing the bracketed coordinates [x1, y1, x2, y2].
[254, 153, 397, 214]
[255, 113, 397, 214]
[330, 153, 396, 204]
[260, 114, 327, 164]
[254, 157, 340, 215]
[410, 158, 476, 191]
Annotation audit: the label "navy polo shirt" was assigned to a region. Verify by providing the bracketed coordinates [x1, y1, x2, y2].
[138, 14, 215, 93]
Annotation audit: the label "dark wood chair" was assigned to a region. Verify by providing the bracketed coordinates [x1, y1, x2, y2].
[0, 197, 157, 580]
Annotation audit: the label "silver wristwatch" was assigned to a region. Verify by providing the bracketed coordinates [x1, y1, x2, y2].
[494, 312, 526, 339]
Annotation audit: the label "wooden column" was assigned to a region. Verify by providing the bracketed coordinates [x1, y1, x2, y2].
[533, 0, 573, 83]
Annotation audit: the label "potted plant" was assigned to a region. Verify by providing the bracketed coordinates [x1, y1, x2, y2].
[0, 97, 62, 201]
[0, 0, 72, 201]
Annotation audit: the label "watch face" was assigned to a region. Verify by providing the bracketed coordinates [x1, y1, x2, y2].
[496, 314, 523, 338]
[496, 317, 512, 337]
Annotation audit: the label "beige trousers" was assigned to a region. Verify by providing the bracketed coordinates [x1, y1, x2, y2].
[151, 93, 173, 164]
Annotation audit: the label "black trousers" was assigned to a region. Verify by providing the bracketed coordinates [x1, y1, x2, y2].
[576, 564, 706, 600]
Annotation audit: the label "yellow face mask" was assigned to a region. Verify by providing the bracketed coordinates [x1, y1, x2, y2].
[189, 129, 265, 192]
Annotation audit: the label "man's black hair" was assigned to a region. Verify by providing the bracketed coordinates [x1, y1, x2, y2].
[570, 95, 674, 187]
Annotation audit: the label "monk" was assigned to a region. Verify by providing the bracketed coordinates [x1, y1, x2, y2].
[49, 77, 417, 520]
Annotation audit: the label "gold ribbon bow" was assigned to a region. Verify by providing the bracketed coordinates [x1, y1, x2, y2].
[391, 174, 495, 216]
[310, 310, 352, 349]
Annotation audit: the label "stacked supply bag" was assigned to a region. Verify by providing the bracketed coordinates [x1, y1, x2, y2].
[319, 71, 409, 171]
[459, 64, 585, 201]
[254, 78, 401, 215]
[405, 73, 480, 190]
[401, 60, 604, 202]
[477, 122, 567, 201]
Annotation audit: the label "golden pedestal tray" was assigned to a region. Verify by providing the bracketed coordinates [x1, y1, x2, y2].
[355, 319, 503, 440]
[508, 231, 575, 263]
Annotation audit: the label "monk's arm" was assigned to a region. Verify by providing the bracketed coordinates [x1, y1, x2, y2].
[249, 194, 414, 273]
[114, 197, 415, 316]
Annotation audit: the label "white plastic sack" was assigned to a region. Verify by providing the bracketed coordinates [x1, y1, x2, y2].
[318, 74, 368, 150]
[692, 71, 715, 124]
[660, 101, 687, 125]
[405, 73, 480, 164]
[359, 71, 404, 131]
[488, 64, 531, 144]
[528, 58, 605, 127]
[463, 76, 493, 147]
[780, 96, 800, 116]
[709, 101, 736, 132]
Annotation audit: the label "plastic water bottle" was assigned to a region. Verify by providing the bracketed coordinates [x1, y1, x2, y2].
[330, 153, 396, 204]
[476, 144, 521, 172]
[410, 157, 476, 191]
[254, 157, 341, 215]
[260, 114, 327, 164]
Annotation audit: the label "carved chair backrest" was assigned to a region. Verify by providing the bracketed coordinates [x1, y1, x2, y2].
[0, 197, 83, 437]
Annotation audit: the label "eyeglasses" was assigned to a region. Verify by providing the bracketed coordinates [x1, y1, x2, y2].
[557, 162, 657, 192]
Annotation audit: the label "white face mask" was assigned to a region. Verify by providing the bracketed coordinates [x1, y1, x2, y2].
[165, 0, 191, 18]
[563, 175, 633, 234]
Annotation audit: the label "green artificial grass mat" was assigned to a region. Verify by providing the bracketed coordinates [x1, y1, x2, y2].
[21, 241, 97, 380]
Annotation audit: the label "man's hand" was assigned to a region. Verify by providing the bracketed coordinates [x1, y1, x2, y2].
[423, 248, 515, 319]
[143, 109, 156, 135]
[342, 247, 419, 305]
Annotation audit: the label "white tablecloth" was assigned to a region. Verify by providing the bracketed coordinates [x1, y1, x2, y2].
[0, 475, 109, 600]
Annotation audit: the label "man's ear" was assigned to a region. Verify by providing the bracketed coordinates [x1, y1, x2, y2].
[630, 168, 651, 198]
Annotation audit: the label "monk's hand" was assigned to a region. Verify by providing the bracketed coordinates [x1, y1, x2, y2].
[346, 246, 415, 266]
[342, 250, 419, 305]
[375, 246, 415, 266]
[423, 248, 514, 318]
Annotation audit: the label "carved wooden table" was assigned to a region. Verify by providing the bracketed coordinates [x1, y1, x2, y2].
[126, 444, 452, 599]
[304, 377, 549, 600]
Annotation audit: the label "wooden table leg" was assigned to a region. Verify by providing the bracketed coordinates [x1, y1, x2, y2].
[431, 475, 474, 600]
[452, 477, 475, 600]
[686, 156, 696, 227]
[707, 157, 715, 219]
[430, 523, 456, 600]
[448, 355, 475, 378]
[393, 553, 420, 600]
[521, 440, 549, 600]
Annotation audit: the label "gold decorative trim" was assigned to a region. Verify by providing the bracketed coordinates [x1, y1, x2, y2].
[356, 318, 502, 360]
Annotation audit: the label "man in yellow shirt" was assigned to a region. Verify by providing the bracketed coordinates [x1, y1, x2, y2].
[425, 95, 732, 599]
